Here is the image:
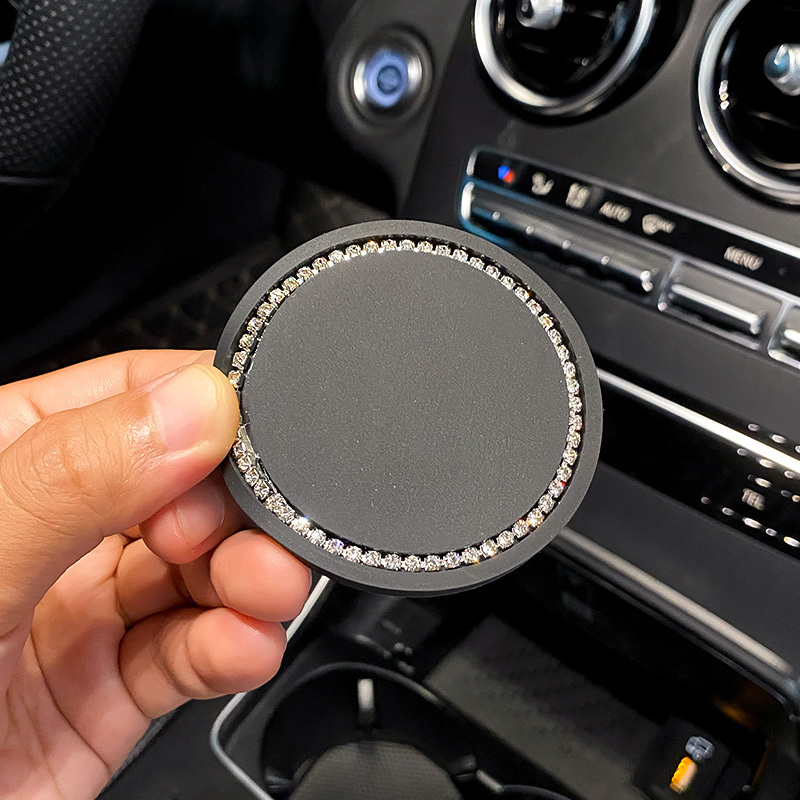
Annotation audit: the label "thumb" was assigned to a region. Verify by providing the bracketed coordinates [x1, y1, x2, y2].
[0, 364, 239, 634]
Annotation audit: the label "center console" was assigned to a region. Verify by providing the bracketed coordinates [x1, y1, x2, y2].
[400, 0, 800, 676]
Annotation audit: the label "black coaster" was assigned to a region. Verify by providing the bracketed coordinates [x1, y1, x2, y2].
[215, 221, 601, 595]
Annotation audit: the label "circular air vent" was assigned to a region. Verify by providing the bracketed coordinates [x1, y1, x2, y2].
[474, 0, 659, 116]
[697, 0, 800, 205]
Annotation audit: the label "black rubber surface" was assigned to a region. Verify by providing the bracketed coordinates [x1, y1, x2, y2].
[217, 221, 601, 595]
[250, 248, 566, 555]
[426, 616, 656, 800]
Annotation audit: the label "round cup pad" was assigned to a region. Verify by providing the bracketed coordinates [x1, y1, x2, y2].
[216, 222, 601, 595]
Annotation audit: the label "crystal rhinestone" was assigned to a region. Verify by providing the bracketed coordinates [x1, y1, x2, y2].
[548, 329, 562, 345]
[328, 250, 345, 263]
[399, 239, 415, 250]
[324, 538, 345, 554]
[363, 240, 380, 254]
[313, 257, 329, 271]
[563, 447, 578, 465]
[363, 550, 382, 567]
[500, 275, 515, 290]
[290, 517, 311, 534]
[228, 370, 241, 388]
[497, 530, 515, 549]
[417, 240, 433, 252]
[257, 302, 275, 319]
[233, 440, 246, 458]
[434, 244, 451, 257]
[512, 519, 531, 538]
[567, 431, 581, 448]
[381, 239, 398, 251]
[267, 496, 290, 517]
[451, 248, 468, 261]
[539, 495, 555, 513]
[569, 395, 583, 412]
[247, 318, 262, 335]
[244, 468, 259, 486]
[557, 345, 570, 361]
[481, 539, 499, 558]
[307, 529, 326, 546]
[469, 257, 485, 269]
[539, 314, 554, 329]
[232, 351, 249, 369]
[239, 333, 255, 350]
[443, 552, 461, 569]
[527, 299, 543, 314]
[402, 555, 423, 572]
[485, 265, 500, 279]
[343, 546, 363, 563]
[514, 286, 530, 302]
[253, 480, 271, 500]
[266, 495, 294, 523]
[557, 464, 573, 482]
[297, 266, 314, 282]
[268, 289, 286, 304]
[549, 480, 565, 498]
[563, 361, 576, 378]
[282, 277, 299, 293]
[528, 509, 545, 528]
[345, 245, 362, 259]
[423, 555, 443, 571]
[381, 553, 402, 570]
[237, 453, 254, 470]
[461, 547, 481, 565]
[567, 378, 580, 395]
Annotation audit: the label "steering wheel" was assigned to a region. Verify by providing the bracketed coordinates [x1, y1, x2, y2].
[0, 0, 151, 251]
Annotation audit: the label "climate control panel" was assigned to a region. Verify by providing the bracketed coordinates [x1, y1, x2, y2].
[461, 148, 800, 370]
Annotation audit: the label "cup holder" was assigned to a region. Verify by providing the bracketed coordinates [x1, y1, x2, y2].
[216, 660, 575, 800]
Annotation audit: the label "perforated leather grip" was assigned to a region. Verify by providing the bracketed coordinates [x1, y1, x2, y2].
[0, 0, 151, 246]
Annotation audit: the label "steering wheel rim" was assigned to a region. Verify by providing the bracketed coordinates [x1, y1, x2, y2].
[0, 0, 151, 249]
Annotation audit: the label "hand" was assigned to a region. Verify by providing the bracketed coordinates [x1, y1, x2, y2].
[0, 350, 311, 800]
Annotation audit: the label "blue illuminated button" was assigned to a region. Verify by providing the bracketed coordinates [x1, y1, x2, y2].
[363, 49, 411, 109]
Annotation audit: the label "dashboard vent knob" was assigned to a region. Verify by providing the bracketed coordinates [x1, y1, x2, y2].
[474, 0, 660, 116]
[697, 0, 800, 205]
[764, 44, 800, 97]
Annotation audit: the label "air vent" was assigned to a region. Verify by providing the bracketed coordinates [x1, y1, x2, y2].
[474, 0, 659, 117]
[697, 0, 800, 205]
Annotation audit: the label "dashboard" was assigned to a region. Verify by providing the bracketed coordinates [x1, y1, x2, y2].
[317, 0, 800, 671]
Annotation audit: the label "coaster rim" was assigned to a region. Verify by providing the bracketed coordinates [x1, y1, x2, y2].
[215, 220, 602, 596]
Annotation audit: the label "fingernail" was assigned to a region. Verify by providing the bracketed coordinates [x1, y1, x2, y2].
[149, 365, 222, 451]
[175, 481, 227, 548]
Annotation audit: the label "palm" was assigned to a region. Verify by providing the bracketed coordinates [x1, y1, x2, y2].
[3, 537, 145, 800]
[0, 351, 310, 800]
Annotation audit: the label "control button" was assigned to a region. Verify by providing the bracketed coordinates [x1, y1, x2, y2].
[668, 284, 763, 336]
[352, 34, 429, 118]
[780, 327, 800, 357]
[601, 254, 654, 294]
[662, 263, 780, 341]
[468, 190, 572, 255]
[356, 49, 415, 110]
[465, 184, 665, 295]
[769, 306, 800, 366]
[566, 238, 654, 294]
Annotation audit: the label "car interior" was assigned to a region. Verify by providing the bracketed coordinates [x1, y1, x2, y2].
[2, 0, 800, 798]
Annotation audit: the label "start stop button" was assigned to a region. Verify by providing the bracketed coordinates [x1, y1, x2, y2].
[352, 33, 429, 118]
